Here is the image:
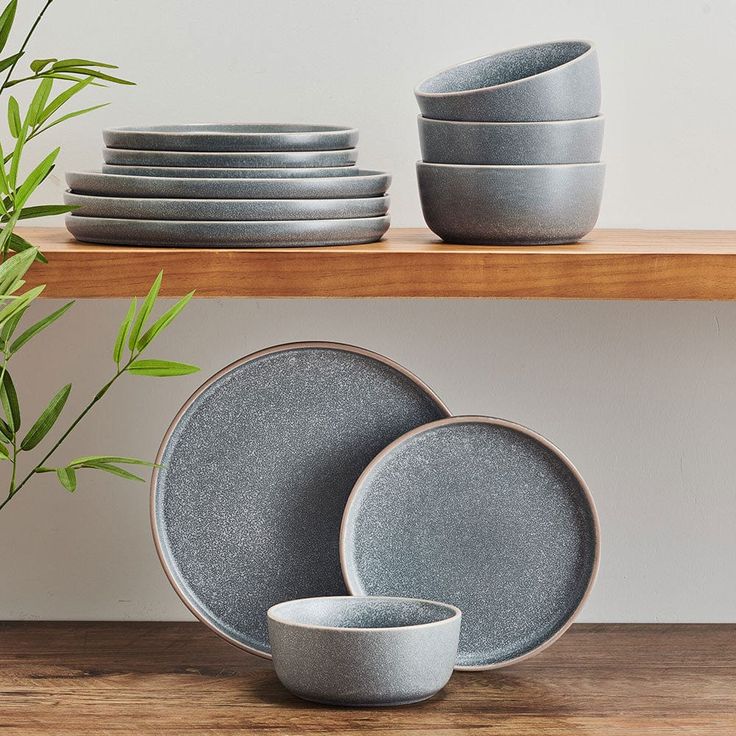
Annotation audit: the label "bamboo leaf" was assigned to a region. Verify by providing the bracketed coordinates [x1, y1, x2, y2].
[30, 57, 56, 73]
[0, 442, 8, 459]
[0, 416, 11, 441]
[0, 51, 22, 74]
[136, 291, 194, 352]
[113, 297, 136, 365]
[82, 463, 145, 482]
[69, 455, 156, 468]
[37, 75, 94, 124]
[7, 95, 20, 137]
[128, 271, 161, 351]
[20, 383, 71, 451]
[6, 233, 46, 262]
[0, 0, 17, 55]
[0, 300, 26, 345]
[127, 359, 200, 377]
[0, 285, 44, 328]
[0, 246, 37, 292]
[51, 58, 119, 70]
[48, 66, 134, 85]
[9, 108, 30, 188]
[56, 466, 76, 492]
[37, 103, 108, 133]
[0, 369, 19, 430]
[28, 77, 53, 127]
[9, 300, 74, 354]
[18, 204, 77, 219]
[15, 147, 60, 207]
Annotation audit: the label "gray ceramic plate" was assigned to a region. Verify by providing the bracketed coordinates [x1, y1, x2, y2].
[65, 214, 391, 247]
[151, 342, 450, 658]
[64, 192, 390, 221]
[340, 416, 600, 670]
[66, 170, 391, 199]
[101, 164, 359, 179]
[104, 124, 359, 152]
[102, 147, 358, 168]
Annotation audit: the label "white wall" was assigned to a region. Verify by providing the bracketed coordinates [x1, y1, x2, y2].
[0, 0, 735, 622]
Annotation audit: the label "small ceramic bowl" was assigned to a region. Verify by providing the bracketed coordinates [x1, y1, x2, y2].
[418, 115, 604, 165]
[415, 40, 600, 122]
[267, 596, 461, 707]
[416, 161, 605, 245]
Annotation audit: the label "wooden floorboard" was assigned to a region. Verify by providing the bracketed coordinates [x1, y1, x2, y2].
[0, 623, 733, 734]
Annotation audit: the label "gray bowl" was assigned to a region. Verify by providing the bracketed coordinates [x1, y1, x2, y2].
[102, 147, 358, 168]
[104, 124, 359, 152]
[267, 596, 461, 707]
[418, 115, 604, 165]
[417, 162, 605, 245]
[415, 40, 600, 122]
[101, 164, 359, 179]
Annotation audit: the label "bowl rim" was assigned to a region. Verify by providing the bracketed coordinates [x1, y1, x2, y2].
[416, 161, 605, 171]
[417, 113, 605, 128]
[267, 595, 462, 633]
[415, 39, 596, 99]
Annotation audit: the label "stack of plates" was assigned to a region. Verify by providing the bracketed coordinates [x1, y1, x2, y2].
[65, 124, 391, 247]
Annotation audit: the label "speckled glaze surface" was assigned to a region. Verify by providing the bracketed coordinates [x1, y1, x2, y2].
[418, 115, 604, 165]
[104, 124, 359, 152]
[66, 170, 391, 199]
[415, 41, 600, 122]
[102, 147, 358, 168]
[65, 214, 391, 247]
[151, 343, 450, 658]
[268, 596, 461, 707]
[416, 162, 605, 245]
[63, 192, 390, 221]
[340, 416, 599, 670]
[100, 164, 360, 179]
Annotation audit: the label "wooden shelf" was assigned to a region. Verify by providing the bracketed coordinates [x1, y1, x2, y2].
[1, 622, 733, 734]
[20, 226, 736, 299]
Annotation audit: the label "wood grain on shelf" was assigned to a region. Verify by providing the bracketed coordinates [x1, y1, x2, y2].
[0, 623, 734, 735]
[20, 226, 736, 299]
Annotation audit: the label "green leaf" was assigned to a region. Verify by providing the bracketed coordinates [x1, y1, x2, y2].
[8, 107, 30, 188]
[51, 58, 119, 70]
[15, 147, 60, 207]
[0, 369, 19, 430]
[69, 455, 156, 468]
[0, 246, 37, 292]
[48, 67, 134, 85]
[9, 300, 73, 354]
[0, 416, 11, 441]
[128, 270, 162, 351]
[18, 204, 77, 219]
[56, 466, 76, 492]
[136, 291, 194, 352]
[6, 233, 46, 262]
[0, 442, 8, 459]
[0, 51, 23, 74]
[127, 359, 200, 377]
[0, 0, 17, 55]
[113, 297, 136, 365]
[28, 77, 53, 127]
[37, 103, 108, 133]
[20, 383, 71, 451]
[37, 75, 94, 125]
[30, 57, 56, 73]
[82, 463, 145, 482]
[0, 300, 26, 345]
[0, 285, 44, 328]
[7, 95, 20, 137]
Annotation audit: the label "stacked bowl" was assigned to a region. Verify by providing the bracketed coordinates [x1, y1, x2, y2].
[65, 124, 391, 247]
[415, 40, 605, 245]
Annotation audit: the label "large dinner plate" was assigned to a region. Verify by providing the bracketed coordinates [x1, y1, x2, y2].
[340, 416, 599, 670]
[65, 215, 390, 247]
[104, 124, 359, 152]
[151, 342, 449, 657]
[102, 147, 358, 168]
[66, 170, 390, 199]
[64, 192, 390, 221]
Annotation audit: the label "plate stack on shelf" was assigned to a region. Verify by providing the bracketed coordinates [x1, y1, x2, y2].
[64, 124, 391, 247]
[414, 40, 605, 245]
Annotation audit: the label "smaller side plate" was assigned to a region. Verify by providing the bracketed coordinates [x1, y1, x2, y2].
[100, 164, 360, 179]
[340, 416, 600, 670]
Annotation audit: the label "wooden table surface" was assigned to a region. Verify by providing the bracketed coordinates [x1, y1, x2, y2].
[0, 623, 733, 734]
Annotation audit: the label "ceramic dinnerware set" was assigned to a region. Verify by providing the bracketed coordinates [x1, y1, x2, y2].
[415, 40, 606, 244]
[64, 124, 391, 247]
[151, 341, 599, 706]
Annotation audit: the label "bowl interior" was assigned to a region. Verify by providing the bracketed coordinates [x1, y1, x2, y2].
[270, 597, 457, 630]
[418, 41, 591, 94]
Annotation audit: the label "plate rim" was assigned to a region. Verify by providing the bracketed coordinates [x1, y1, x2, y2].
[339, 414, 601, 671]
[150, 341, 451, 660]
